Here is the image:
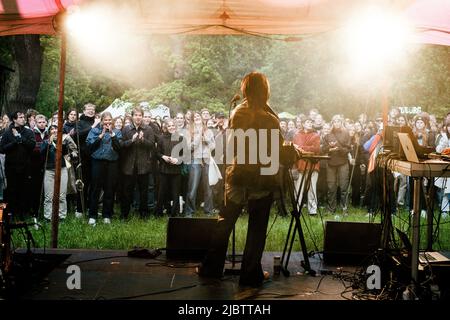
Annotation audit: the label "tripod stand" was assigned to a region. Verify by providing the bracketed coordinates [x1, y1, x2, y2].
[224, 226, 243, 275]
[280, 155, 328, 277]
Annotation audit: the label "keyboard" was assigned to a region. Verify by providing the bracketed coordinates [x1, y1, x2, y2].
[420, 252, 437, 262]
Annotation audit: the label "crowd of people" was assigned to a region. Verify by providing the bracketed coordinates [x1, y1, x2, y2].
[0, 101, 449, 226]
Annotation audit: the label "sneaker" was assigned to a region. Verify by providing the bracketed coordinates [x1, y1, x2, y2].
[421, 210, 427, 218]
[75, 212, 83, 219]
[103, 218, 111, 224]
[32, 217, 39, 230]
[88, 218, 96, 226]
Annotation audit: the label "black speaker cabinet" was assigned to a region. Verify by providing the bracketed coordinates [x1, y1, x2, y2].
[323, 221, 382, 265]
[166, 217, 217, 260]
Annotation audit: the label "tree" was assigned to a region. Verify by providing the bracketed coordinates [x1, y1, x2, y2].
[1, 35, 42, 115]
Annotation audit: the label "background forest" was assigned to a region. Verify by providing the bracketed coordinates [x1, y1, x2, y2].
[1, 33, 449, 120]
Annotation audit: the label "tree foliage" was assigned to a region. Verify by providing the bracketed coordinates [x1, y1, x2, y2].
[2, 33, 449, 120]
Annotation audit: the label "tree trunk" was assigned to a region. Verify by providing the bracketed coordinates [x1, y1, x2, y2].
[5, 35, 42, 114]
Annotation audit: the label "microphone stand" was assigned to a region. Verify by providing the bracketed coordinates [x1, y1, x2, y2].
[224, 96, 242, 276]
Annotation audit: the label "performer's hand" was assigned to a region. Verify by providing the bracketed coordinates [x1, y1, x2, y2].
[132, 132, 139, 142]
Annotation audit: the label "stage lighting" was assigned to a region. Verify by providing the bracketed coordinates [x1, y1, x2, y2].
[343, 7, 412, 75]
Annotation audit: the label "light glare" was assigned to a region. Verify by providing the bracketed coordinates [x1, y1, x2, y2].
[344, 8, 412, 75]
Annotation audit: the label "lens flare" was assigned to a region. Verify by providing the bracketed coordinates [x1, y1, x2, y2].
[343, 7, 413, 76]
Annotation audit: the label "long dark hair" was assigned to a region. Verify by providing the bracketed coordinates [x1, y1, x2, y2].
[241, 72, 270, 109]
[66, 108, 79, 122]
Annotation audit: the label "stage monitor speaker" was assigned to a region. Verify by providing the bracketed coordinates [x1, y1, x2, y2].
[166, 217, 217, 261]
[323, 221, 382, 265]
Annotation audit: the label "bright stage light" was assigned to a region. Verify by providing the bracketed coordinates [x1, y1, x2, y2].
[65, 5, 117, 50]
[343, 7, 412, 76]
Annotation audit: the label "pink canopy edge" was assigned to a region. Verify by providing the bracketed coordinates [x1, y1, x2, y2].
[0, 0, 81, 35]
[0, 0, 449, 46]
[404, 0, 450, 46]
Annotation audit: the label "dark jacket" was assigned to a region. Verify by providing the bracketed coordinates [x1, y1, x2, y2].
[120, 123, 155, 175]
[350, 133, 366, 166]
[77, 114, 95, 156]
[0, 124, 36, 174]
[32, 127, 49, 170]
[41, 139, 69, 170]
[63, 121, 77, 136]
[156, 132, 186, 175]
[323, 128, 351, 167]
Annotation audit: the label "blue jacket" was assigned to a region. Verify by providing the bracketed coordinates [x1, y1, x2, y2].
[86, 126, 122, 161]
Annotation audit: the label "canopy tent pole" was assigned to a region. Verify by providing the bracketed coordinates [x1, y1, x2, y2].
[51, 29, 67, 248]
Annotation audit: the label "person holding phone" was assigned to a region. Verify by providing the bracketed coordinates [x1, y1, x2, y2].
[86, 112, 122, 225]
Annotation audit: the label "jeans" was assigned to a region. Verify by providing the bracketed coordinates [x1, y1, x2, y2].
[295, 171, 318, 214]
[326, 163, 349, 212]
[43, 168, 68, 220]
[185, 164, 213, 215]
[396, 174, 408, 206]
[89, 159, 118, 219]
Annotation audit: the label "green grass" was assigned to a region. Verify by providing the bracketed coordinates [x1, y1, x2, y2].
[11, 206, 450, 252]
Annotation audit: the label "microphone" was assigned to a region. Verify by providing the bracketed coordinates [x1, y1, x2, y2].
[230, 94, 241, 104]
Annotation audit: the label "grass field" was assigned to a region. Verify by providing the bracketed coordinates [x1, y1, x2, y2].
[10, 206, 450, 253]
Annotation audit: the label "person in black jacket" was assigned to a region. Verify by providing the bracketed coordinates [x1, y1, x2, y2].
[155, 119, 187, 216]
[75, 103, 100, 217]
[0, 111, 36, 219]
[120, 106, 156, 218]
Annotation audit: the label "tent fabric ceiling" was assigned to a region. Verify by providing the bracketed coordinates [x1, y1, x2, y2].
[0, 0, 449, 46]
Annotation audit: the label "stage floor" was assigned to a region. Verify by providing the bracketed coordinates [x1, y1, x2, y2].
[11, 249, 357, 300]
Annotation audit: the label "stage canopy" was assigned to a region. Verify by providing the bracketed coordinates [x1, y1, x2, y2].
[0, 0, 449, 46]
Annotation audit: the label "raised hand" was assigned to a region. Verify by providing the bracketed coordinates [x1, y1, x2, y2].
[99, 126, 107, 139]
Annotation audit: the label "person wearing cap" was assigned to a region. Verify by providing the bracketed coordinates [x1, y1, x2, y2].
[292, 117, 320, 215]
[412, 114, 435, 148]
[322, 115, 351, 213]
[201, 108, 211, 124]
